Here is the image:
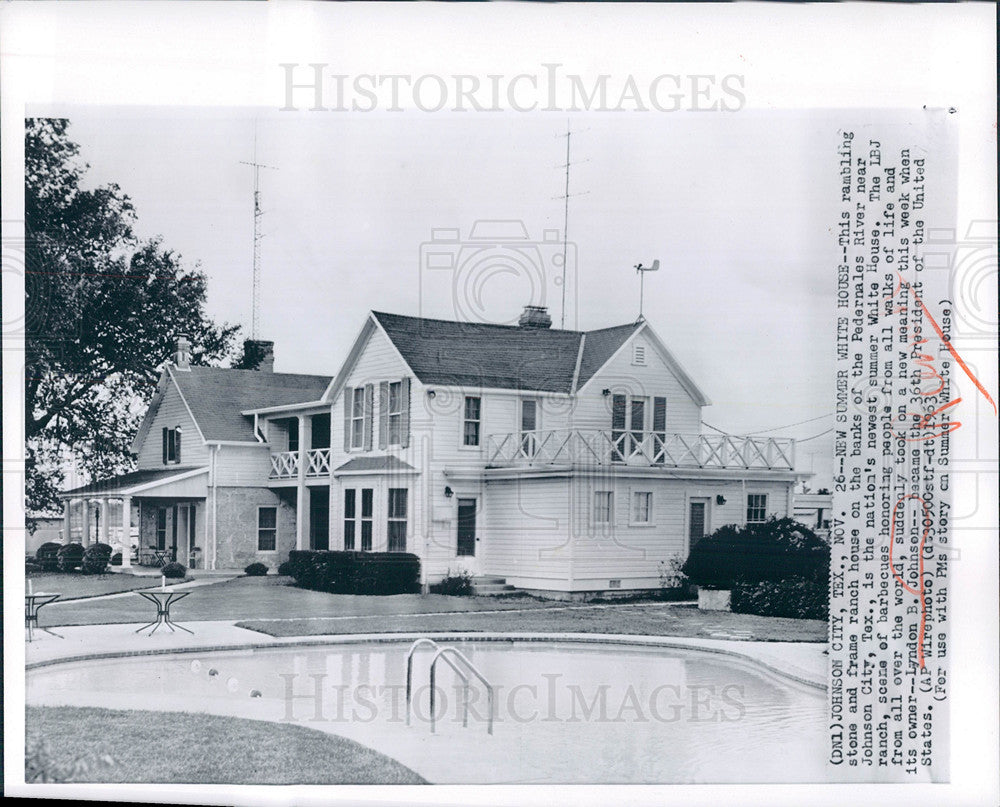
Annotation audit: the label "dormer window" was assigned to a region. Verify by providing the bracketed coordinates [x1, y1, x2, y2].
[162, 426, 182, 464]
[632, 343, 646, 366]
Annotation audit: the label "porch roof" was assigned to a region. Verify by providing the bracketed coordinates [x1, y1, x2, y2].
[61, 466, 208, 498]
[333, 456, 417, 474]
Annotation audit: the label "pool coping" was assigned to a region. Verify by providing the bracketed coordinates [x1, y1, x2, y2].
[25, 630, 827, 691]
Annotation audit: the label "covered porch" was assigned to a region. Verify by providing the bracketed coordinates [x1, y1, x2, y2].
[59, 467, 209, 570]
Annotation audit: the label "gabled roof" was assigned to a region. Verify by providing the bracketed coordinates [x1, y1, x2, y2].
[170, 366, 331, 442]
[370, 311, 642, 395]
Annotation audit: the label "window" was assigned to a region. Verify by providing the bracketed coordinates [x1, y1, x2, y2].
[257, 506, 277, 551]
[161, 427, 181, 464]
[463, 396, 482, 447]
[155, 508, 168, 550]
[343, 489, 356, 550]
[520, 398, 538, 456]
[387, 381, 403, 444]
[632, 343, 646, 365]
[350, 388, 365, 449]
[651, 396, 667, 464]
[632, 491, 652, 524]
[611, 395, 648, 460]
[594, 491, 613, 524]
[387, 488, 408, 552]
[746, 494, 768, 524]
[287, 418, 299, 452]
[360, 488, 373, 551]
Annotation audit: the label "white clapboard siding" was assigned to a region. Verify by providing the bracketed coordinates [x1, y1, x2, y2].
[572, 332, 703, 434]
[136, 382, 209, 469]
[214, 444, 273, 486]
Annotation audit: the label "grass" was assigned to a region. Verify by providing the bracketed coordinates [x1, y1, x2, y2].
[25, 706, 425, 784]
[24, 572, 175, 600]
[237, 601, 828, 643]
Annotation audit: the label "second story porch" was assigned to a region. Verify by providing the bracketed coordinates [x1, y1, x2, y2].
[485, 429, 796, 471]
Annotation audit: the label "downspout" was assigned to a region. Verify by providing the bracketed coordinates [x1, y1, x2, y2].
[211, 444, 219, 570]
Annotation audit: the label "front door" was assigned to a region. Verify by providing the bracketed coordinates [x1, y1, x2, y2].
[457, 498, 477, 558]
[688, 498, 710, 550]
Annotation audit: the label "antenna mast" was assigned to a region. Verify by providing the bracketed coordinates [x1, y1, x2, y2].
[554, 121, 588, 329]
[240, 124, 277, 339]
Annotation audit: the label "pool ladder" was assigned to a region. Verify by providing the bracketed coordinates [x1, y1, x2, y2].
[405, 638, 494, 735]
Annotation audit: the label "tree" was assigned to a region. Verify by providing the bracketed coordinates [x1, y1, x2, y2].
[25, 119, 240, 526]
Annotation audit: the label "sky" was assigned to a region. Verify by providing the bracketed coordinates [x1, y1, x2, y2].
[62, 108, 837, 485]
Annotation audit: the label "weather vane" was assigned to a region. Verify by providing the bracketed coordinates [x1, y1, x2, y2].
[635, 259, 660, 322]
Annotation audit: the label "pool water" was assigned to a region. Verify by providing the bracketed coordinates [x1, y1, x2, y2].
[27, 639, 829, 783]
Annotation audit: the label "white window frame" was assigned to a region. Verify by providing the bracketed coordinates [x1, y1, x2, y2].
[630, 490, 654, 526]
[593, 491, 613, 525]
[462, 395, 482, 448]
[387, 380, 403, 445]
[746, 493, 768, 524]
[520, 397, 540, 457]
[387, 487, 408, 552]
[343, 488, 357, 551]
[350, 387, 365, 449]
[257, 505, 278, 552]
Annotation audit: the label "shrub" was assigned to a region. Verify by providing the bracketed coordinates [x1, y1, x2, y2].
[430, 569, 474, 596]
[244, 562, 269, 577]
[26, 558, 42, 574]
[287, 550, 420, 595]
[110, 552, 123, 566]
[25, 735, 116, 783]
[81, 542, 114, 575]
[161, 561, 186, 579]
[56, 543, 86, 573]
[277, 560, 295, 577]
[681, 517, 829, 590]
[731, 576, 829, 620]
[35, 542, 63, 572]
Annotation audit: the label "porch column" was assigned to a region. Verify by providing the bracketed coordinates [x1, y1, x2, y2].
[99, 499, 110, 544]
[295, 414, 311, 550]
[120, 497, 132, 568]
[62, 499, 73, 544]
[81, 499, 91, 546]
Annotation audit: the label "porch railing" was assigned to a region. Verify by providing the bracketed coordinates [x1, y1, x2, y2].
[269, 448, 333, 479]
[485, 429, 795, 471]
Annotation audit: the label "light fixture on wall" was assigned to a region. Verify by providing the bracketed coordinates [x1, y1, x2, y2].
[716, 495, 727, 505]
[426, 389, 436, 399]
[444, 486, 454, 498]
[602, 388, 611, 397]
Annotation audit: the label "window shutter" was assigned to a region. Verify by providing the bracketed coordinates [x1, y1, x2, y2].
[400, 377, 411, 448]
[378, 381, 389, 449]
[343, 389, 352, 452]
[611, 395, 627, 430]
[162, 427, 168, 464]
[175, 428, 182, 463]
[653, 397, 667, 432]
[363, 384, 374, 451]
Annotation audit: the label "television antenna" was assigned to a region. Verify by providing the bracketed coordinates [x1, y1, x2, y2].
[553, 122, 589, 329]
[635, 259, 660, 322]
[240, 124, 278, 339]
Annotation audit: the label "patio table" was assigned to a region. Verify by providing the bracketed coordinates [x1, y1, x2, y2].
[25, 593, 63, 642]
[134, 589, 193, 636]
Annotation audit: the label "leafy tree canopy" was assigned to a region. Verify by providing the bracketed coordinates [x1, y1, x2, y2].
[25, 118, 240, 524]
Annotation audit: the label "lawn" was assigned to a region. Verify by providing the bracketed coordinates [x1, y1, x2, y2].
[238, 602, 828, 643]
[25, 572, 174, 600]
[26, 706, 425, 784]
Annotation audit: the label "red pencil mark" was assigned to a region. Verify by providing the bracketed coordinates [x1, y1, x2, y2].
[887, 495, 930, 669]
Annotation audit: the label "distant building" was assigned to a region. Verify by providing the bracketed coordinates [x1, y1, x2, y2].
[60, 307, 807, 595]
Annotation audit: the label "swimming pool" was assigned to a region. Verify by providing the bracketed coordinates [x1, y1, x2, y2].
[27, 638, 828, 783]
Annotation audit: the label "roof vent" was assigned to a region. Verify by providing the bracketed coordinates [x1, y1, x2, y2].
[174, 335, 192, 370]
[518, 305, 552, 329]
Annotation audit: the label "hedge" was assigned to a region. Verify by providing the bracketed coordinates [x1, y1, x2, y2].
[286, 550, 421, 595]
[56, 543, 86, 573]
[681, 517, 829, 590]
[161, 561, 187, 579]
[244, 562, 269, 577]
[36, 542, 63, 572]
[81, 542, 114, 575]
[731, 576, 828, 620]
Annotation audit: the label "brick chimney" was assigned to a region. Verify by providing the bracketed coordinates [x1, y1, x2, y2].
[243, 339, 275, 372]
[174, 335, 192, 370]
[518, 305, 552, 329]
